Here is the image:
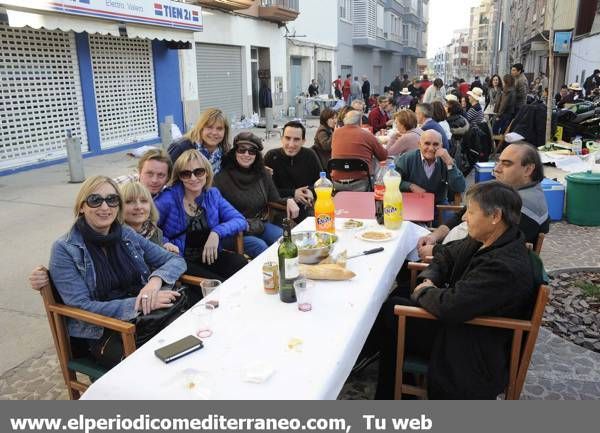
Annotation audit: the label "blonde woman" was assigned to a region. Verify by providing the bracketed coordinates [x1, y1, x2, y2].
[155, 149, 247, 281]
[47, 176, 186, 368]
[167, 108, 231, 174]
[120, 182, 179, 254]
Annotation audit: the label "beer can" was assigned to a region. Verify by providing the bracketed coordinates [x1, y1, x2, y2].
[262, 261, 279, 294]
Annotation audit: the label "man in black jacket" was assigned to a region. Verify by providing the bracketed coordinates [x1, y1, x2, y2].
[375, 181, 540, 399]
[264, 121, 322, 222]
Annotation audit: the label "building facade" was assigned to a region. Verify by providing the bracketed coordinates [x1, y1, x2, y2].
[566, 0, 600, 87]
[0, 0, 299, 174]
[468, 0, 496, 79]
[336, 0, 428, 96]
[0, 0, 201, 173]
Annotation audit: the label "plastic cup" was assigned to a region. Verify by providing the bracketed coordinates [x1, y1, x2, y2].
[192, 303, 214, 338]
[294, 278, 315, 312]
[200, 279, 221, 298]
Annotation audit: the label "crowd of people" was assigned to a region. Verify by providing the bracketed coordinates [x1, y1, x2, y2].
[29, 60, 567, 397]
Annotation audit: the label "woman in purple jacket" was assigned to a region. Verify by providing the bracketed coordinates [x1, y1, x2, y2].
[155, 149, 248, 281]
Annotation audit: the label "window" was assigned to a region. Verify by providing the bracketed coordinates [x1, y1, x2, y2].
[402, 23, 409, 42]
[339, 0, 352, 21]
[377, 4, 384, 31]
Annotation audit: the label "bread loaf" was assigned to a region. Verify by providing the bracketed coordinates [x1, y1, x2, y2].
[299, 263, 355, 280]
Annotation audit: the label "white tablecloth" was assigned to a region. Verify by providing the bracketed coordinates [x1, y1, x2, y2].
[81, 218, 429, 400]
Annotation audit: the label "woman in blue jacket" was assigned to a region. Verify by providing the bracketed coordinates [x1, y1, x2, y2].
[155, 149, 248, 281]
[49, 176, 186, 368]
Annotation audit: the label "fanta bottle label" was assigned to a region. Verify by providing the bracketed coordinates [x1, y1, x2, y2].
[316, 213, 334, 232]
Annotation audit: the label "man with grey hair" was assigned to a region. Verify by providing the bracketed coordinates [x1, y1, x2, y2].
[331, 107, 388, 191]
[417, 141, 549, 258]
[395, 129, 465, 205]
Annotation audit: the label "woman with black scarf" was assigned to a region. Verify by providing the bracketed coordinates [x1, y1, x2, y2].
[49, 176, 186, 368]
[214, 132, 299, 258]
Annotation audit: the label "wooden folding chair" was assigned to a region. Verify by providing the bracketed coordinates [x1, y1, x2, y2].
[394, 267, 549, 399]
[33, 281, 136, 400]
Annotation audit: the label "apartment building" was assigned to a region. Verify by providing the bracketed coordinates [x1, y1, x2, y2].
[567, 0, 600, 87]
[336, 0, 428, 95]
[468, 0, 496, 79]
[507, 0, 578, 92]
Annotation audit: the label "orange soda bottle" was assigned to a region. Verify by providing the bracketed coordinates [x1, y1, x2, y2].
[314, 172, 335, 233]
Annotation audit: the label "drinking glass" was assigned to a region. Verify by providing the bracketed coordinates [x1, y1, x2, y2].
[200, 279, 222, 298]
[192, 303, 214, 338]
[294, 278, 315, 312]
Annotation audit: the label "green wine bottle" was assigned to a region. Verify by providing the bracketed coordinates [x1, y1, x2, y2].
[278, 218, 299, 303]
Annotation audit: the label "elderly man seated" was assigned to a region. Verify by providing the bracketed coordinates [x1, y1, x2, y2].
[331, 108, 388, 192]
[374, 181, 542, 399]
[395, 130, 466, 206]
[418, 142, 550, 258]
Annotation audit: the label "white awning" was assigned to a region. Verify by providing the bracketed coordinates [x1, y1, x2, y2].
[126, 24, 194, 44]
[5, 8, 120, 36]
[4, 8, 195, 42]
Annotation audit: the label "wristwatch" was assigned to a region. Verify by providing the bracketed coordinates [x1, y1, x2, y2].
[446, 162, 454, 170]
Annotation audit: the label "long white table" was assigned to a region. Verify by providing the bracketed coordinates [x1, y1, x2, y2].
[81, 218, 429, 400]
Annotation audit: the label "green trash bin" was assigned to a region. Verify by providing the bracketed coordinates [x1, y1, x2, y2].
[565, 171, 600, 226]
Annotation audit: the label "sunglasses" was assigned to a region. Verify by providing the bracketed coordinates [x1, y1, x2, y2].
[236, 147, 258, 156]
[86, 194, 121, 208]
[179, 168, 207, 180]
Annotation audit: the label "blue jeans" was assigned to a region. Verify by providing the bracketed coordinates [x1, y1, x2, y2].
[244, 223, 283, 258]
[222, 222, 283, 258]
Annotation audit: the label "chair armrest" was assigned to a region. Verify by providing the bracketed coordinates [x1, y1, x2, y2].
[407, 261, 430, 292]
[393, 305, 533, 331]
[179, 274, 206, 287]
[268, 201, 287, 211]
[452, 192, 462, 206]
[47, 304, 135, 334]
[407, 261, 430, 271]
[235, 232, 244, 255]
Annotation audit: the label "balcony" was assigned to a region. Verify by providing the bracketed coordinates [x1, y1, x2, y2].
[258, 0, 299, 23]
[193, 0, 255, 10]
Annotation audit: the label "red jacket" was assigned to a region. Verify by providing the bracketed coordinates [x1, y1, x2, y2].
[459, 82, 470, 97]
[368, 107, 390, 134]
[342, 79, 351, 100]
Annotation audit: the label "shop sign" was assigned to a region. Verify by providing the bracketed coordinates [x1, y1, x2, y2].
[1, 0, 203, 31]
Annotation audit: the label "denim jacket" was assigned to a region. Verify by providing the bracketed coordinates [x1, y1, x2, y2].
[49, 224, 187, 339]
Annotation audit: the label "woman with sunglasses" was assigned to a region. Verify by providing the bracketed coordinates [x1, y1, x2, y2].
[167, 108, 231, 175]
[155, 149, 248, 281]
[215, 132, 300, 258]
[48, 176, 186, 368]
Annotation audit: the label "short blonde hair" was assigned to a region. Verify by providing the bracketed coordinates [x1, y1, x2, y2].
[185, 108, 231, 153]
[170, 149, 214, 190]
[73, 175, 123, 223]
[119, 182, 159, 225]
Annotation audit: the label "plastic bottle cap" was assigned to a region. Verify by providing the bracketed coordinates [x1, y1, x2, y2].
[320, 171, 326, 177]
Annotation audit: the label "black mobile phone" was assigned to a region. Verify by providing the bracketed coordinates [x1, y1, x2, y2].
[154, 335, 203, 364]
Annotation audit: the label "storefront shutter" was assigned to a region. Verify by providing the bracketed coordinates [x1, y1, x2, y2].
[88, 35, 158, 149]
[195, 43, 243, 123]
[0, 25, 87, 170]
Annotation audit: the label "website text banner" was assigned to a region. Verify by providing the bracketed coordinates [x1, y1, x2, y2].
[0, 1, 203, 32]
[2, 401, 598, 433]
